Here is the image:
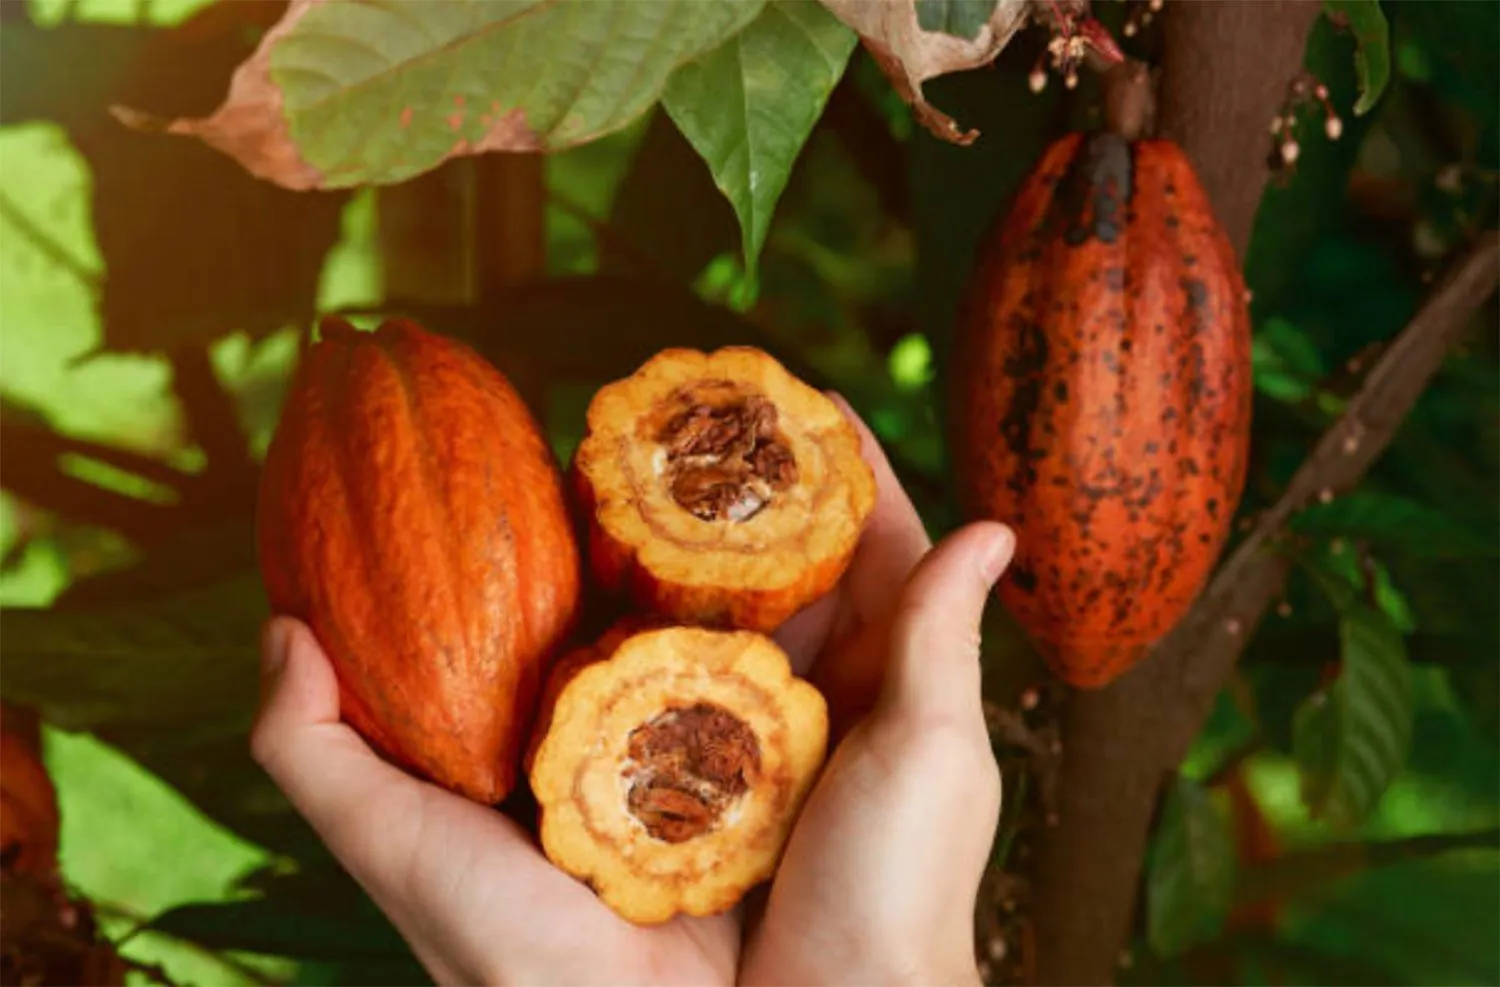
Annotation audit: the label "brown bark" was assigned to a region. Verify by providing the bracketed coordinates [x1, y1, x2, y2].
[1024, 3, 1486, 984]
[477, 152, 547, 301]
[1156, 1, 1322, 256]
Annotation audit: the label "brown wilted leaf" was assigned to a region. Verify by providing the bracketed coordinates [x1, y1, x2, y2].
[818, 0, 1034, 145]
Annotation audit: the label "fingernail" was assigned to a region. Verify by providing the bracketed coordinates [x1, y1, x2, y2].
[979, 525, 1016, 583]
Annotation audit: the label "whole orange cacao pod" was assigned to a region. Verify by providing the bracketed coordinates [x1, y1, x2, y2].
[257, 318, 582, 803]
[953, 132, 1252, 689]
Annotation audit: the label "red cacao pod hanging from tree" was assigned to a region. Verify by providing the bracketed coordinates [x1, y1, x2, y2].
[953, 128, 1253, 689]
[257, 318, 582, 803]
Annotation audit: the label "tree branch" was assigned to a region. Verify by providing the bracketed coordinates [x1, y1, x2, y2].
[0, 458, 179, 545]
[171, 343, 256, 516]
[1157, 1, 1321, 256]
[0, 423, 195, 494]
[1164, 232, 1500, 731]
[1029, 228, 1499, 987]
[1023, 5, 1500, 982]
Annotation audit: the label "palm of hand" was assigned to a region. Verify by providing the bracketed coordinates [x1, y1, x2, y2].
[252, 403, 1002, 987]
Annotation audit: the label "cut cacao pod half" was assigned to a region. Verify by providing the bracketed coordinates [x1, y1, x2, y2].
[952, 131, 1252, 688]
[574, 347, 876, 633]
[528, 624, 827, 925]
[257, 317, 582, 804]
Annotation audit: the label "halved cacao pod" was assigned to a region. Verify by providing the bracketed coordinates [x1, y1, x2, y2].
[953, 132, 1253, 688]
[528, 624, 827, 924]
[257, 317, 582, 803]
[573, 347, 875, 633]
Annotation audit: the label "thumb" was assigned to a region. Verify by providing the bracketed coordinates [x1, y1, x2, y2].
[876, 522, 1014, 727]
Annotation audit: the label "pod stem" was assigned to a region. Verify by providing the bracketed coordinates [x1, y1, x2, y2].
[1101, 58, 1156, 142]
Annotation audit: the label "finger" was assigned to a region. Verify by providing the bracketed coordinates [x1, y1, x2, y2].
[249, 618, 535, 894]
[877, 522, 1014, 728]
[807, 395, 935, 713]
[827, 393, 932, 625]
[774, 591, 839, 677]
[250, 617, 423, 837]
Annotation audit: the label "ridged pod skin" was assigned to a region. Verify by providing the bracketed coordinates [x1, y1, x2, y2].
[573, 347, 875, 633]
[528, 624, 827, 925]
[257, 318, 582, 803]
[953, 132, 1252, 688]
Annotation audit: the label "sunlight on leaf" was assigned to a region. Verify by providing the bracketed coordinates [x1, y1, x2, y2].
[315, 189, 382, 313]
[47, 728, 270, 986]
[0, 123, 179, 449]
[888, 333, 935, 391]
[695, 251, 761, 313]
[0, 529, 68, 606]
[26, 0, 217, 27]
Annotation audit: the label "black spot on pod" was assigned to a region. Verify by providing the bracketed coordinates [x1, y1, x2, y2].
[999, 313, 1050, 501]
[1057, 133, 1134, 247]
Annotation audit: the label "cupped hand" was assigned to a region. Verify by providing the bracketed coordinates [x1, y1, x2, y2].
[251, 620, 740, 986]
[749, 399, 1014, 986]
[250, 398, 1012, 987]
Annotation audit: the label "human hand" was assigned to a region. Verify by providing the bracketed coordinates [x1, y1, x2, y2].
[744, 399, 1014, 987]
[249, 398, 1011, 987]
[251, 621, 741, 986]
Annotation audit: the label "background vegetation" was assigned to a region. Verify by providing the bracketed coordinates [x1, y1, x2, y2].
[0, 0, 1495, 984]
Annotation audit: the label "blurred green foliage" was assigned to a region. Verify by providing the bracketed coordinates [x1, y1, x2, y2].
[0, 0, 1495, 984]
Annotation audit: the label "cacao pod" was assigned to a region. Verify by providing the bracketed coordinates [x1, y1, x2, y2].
[528, 622, 826, 924]
[257, 318, 582, 803]
[953, 131, 1252, 688]
[0, 705, 58, 881]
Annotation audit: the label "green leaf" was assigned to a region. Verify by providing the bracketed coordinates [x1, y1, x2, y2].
[915, 0, 998, 40]
[131, 0, 767, 190]
[0, 574, 313, 854]
[1146, 776, 1237, 958]
[149, 892, 408, 962]
[1291, 492, 1495, 560]
[1324, 0, 1391, 115]
[661, 1, 857, 275]
[1293, 604, 1414, 829]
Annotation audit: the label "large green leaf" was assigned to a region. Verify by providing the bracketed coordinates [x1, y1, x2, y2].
[1146, 776, 1237, 958]
[662, 1, 857, 274]
[1292, 604, 1414, 829]
[1290, 491, 1495, 560]
[1323, 0, 1391, 115]
[149, 884, 409, 962]
[126, 0, 767, 190]
[0, 573, 312, 854]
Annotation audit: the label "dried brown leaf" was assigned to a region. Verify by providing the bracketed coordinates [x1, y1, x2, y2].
[818, 0, 1033, 144]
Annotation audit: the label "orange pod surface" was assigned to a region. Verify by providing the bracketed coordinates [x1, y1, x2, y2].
[257, 318, 582, 802]
[953, 132, 1252, 688]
